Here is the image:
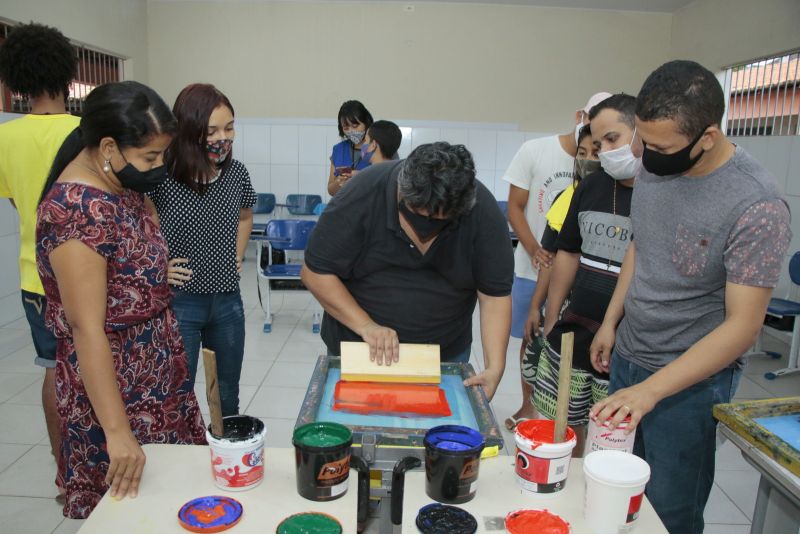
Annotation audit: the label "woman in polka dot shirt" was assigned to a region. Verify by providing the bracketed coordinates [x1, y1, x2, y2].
[149, 83, 257, 417]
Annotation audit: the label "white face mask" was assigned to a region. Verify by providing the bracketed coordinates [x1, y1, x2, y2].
[598, 128, 641, 181]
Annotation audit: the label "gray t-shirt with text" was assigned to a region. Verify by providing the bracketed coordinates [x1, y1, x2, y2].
[616, 147, 792, 371]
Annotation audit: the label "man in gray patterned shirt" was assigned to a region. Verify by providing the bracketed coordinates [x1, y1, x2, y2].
[590, 61, 791, 534]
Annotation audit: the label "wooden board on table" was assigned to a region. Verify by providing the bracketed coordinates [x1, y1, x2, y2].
[340, 341, 441, 384]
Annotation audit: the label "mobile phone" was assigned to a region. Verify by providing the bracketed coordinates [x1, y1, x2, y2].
[334, 166, 352, 177]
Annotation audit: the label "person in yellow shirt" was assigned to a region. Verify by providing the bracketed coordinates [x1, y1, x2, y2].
[0, 23, 80, 499]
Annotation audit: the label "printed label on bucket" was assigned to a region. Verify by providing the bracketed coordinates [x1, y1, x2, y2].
[317, 456, 350, 486]
[515, 448, 570, 493]
[329, 479, 348, 498]
[588, 417, 635, 454]
[460, 459, 479, 480]
[627, 492, 644, 523]
[211, 447, 264, 489]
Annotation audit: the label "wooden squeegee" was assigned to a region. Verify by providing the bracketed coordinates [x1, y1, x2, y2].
[340, 341, 441, 384]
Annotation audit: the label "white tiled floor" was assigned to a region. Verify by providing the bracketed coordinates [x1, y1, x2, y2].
[0, 253, 799, 533]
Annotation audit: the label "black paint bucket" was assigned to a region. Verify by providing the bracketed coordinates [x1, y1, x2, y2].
[292, 422, 353, 501]
[424, 425, 485, 504]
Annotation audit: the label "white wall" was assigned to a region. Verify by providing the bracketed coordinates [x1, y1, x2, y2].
[230, 117, 547, 204]
[2, 0, 149, 81]
[0, 113, 23, 326]
[147, 1, 672, 133]
[670, 0, 800, 69]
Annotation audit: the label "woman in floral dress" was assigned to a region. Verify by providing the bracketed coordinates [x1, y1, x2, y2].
[36, 81, 207, 519]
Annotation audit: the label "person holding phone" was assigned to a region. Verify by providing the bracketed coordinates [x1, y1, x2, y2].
[328, 100, 373, 196]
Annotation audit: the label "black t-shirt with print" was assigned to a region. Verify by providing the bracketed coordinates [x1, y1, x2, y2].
[304, 160, 514, 360]
[547, 171, 633, 373]
[148, 159, 257, 293]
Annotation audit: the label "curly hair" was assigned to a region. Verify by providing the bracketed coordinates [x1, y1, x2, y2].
[399, 142, 477, 219]
[0, 22, 77, 100]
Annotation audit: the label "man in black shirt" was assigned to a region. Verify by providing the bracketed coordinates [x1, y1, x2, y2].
[301, 143, 514, 399]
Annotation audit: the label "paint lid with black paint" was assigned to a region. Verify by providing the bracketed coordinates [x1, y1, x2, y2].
[416, 502, 478, 534]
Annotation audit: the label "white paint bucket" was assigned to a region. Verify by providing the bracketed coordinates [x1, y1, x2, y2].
[207, 415, 267, 491]
[583, 450, 651, 534]
[514, 419, 577, 494]
[586, 415, 636, 454]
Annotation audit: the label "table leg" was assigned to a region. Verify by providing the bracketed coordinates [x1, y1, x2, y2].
[749, 475, 770, 534]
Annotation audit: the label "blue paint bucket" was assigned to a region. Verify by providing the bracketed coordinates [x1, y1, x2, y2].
[423, 425, 485, 504]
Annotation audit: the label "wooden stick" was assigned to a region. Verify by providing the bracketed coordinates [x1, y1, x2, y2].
[202, 348, 224, 438]
[553, 332, 575, 443]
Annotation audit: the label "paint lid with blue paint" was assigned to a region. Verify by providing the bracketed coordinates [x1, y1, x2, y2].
[424, 425, 485, 455]
[416, 503, 478, 534]
[177, 495, 243, 533]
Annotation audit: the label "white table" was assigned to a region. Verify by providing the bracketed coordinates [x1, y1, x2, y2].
[78, 444, 357, 533]
[401, 455, 668, 533]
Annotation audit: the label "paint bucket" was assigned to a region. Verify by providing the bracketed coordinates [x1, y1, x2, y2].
[423, 425, 485, 504]
[583, 450, 651, 534]
[292, 422, 353, 501]
[505, 509, 571, 534]
[514, 419, 576, 494]
[207, 415, 267, 491]
[586, 415, 636, 454]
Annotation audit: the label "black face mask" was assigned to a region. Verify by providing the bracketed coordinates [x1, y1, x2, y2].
[575, 158, 602, 180]
[642, 127, 708, 177]
[398, 201, 450, 241]
[114, 152, 168, 193]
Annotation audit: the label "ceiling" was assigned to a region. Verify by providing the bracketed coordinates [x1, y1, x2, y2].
[154, 0, 697, 15]
[296, 0, 694, 14]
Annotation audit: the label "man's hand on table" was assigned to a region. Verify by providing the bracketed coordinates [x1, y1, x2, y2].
[357, 321, 400, 366]
[463, 366, 503, 401]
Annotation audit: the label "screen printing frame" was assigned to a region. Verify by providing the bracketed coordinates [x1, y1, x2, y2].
[713, 396, 799, 477]
[296, 355, 504, 454]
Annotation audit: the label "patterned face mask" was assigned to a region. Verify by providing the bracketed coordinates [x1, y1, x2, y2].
[207, 138, 233, 164]
[345, 130, 365, 145]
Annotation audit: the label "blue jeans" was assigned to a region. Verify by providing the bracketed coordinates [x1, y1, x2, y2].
[21, 290, 57, 368]
[510, 275, 537, 338]
[610, 352, 741, 534]
[171, 290, 246, 417]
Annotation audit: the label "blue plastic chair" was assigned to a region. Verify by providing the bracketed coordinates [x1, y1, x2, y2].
[254, 219, 319, 333]
[285, 194, 322, 216]
[250, 193, 276, 236]
[750, 251, 800, 379]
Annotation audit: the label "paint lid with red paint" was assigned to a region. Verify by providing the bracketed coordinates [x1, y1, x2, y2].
[505, 509, 571, 534]
[178, 495, 243, 533]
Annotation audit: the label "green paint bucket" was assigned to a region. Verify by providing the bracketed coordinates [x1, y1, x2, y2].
[292, 422, 353, 501]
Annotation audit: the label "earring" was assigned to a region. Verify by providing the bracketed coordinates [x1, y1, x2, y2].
[102, 160, 111, 173]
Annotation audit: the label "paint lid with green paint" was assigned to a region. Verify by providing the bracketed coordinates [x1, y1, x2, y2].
[293, 422, 352, 451]
[276, 512, 342, 534]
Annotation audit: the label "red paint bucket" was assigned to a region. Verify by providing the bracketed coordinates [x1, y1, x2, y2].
[514, 419, 576, 494]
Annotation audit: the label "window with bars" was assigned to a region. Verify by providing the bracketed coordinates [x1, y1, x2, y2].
[0, 19, 125, 115]
[722, 50, 800, 137]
